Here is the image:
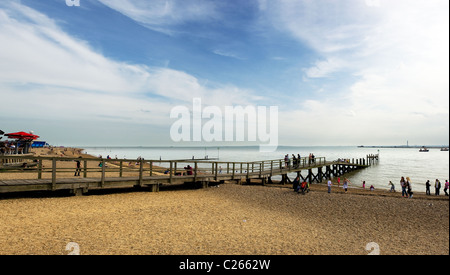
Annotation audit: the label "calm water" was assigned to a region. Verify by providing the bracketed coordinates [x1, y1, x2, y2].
[82, 146, 449, 192]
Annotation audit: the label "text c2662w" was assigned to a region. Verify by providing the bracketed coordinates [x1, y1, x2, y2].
[179, 259, 270, 272]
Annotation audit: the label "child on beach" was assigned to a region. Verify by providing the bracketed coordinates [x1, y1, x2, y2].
[370, 185, 375, 191]
[362, 181, 366, 189]
[389, 181, 395, 192]
[327, 179, 332, 193]
[343, 178, 350, 193]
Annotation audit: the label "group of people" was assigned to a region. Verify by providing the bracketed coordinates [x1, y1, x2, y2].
[0, 141, 18, 155]
[292, 176, 309, 195]
[294, 176, 352, 194]
[283, 153, 316, 168]
[425, 179, 449, 196]
[399, 177, 414, 198]
[388, 177, 449, 197]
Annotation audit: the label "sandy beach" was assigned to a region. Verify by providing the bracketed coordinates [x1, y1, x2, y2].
[1, 147, 448, 255]
[0, 180, 448, 255]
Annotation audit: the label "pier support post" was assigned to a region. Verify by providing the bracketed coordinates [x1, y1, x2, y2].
[318, 167, 323, 183]
[325, 165, 331, 180]
[149, 184, 160, 192]
[71, 188, 87, 197]
[261, 177, 267, 185]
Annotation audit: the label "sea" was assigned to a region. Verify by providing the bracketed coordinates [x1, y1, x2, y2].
[81, 146, 449, 192]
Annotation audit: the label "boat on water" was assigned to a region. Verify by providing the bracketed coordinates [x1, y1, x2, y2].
[419, 147, 429, 152]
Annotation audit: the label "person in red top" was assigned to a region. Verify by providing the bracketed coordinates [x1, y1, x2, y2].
[444, 180, 449, 196]
[184, 165, 193, 176]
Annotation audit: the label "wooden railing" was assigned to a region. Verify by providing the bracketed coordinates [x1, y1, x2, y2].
[0, 155, 327, 183]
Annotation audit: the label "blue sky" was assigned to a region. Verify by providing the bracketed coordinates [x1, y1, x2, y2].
[0, 0, 448, 147]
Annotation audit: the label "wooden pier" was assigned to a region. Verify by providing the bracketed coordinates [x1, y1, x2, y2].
[0, 154, 378, 196]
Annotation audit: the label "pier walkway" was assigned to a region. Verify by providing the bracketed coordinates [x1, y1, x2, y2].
[0, 154, 378, 196]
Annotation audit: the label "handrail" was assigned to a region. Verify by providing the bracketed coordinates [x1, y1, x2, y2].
[0, 154, 379, 195]
[0, 155, 329, 182]
[1, 154, 381, 186]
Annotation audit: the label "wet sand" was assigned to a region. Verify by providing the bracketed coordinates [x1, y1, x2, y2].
[0, 182, 448, 255]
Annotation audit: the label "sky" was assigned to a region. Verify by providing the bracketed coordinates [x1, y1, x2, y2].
[0, 0, 448, 147]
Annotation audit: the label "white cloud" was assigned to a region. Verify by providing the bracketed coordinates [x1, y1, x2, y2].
[0, 1, 262, 127]
[212, 49, 246, 60]
[0, 2, 151, 94]
[303, 58, 347, 78]
[97, 0, 219, 35]
[145, 67, 264, 107]
[258, 0, 376, 54]
[259, 0, 449, 144]
[1, 0, 447, 146]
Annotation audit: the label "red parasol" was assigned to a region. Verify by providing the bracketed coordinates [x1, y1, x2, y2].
[5, 131, 40, 141]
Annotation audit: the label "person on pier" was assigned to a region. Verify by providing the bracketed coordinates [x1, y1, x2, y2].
[184, 165, 193, 176]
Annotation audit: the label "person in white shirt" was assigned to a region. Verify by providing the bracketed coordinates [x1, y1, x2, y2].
[343, 178, 351, 193]
[327, 179, 332, 193]
[435, 179, 441, 196]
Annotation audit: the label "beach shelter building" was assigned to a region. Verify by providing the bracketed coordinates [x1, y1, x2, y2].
[4, 131, 40, 154]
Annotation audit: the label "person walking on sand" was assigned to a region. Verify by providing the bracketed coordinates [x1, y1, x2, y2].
[406, 177, 413, 199]
[425, 180, 431, 195]
[343, 178, 351, 193]
[400, 177, 407, 197]
[327, 179, 332, 193]
[362, 181, 366, 189]
[435, 179, 441, 196]
[444, 180, 449, 196]
[389, 181, 396, 192]
[337, 177, 341, 188]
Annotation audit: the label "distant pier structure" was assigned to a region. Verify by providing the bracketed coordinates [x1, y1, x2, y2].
[358, 144, 449, 149]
